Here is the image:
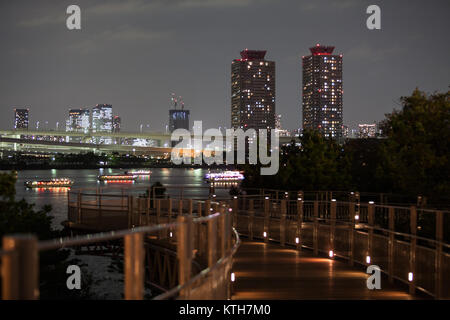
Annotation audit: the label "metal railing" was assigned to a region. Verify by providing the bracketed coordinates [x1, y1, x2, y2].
[230, 195, 450, 299]
[1, 203, 239, 300]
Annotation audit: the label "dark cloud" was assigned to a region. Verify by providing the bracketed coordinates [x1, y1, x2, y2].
[0, 0, 449, 132]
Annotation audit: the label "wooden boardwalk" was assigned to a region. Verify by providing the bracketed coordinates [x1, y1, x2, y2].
[232, 241, 416, 300]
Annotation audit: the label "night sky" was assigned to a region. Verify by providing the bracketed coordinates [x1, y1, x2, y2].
[0, 0, 449, 132]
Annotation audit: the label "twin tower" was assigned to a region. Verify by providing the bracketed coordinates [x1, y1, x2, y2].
[231, 45, 343, 138]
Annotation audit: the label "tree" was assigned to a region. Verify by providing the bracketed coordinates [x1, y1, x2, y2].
[241, 130, 351, 191]
[0, 172, 93, 299]
[377, 88, 450, 202]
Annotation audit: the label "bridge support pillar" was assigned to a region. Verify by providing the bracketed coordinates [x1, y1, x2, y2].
[1, 235, 39, 300]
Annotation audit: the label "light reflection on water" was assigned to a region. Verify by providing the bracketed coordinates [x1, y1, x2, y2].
[10, 168, 231, 229]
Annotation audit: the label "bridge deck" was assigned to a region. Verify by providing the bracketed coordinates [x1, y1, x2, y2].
[232, 241, 416, 300]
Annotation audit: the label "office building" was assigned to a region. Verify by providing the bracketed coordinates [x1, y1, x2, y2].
[14, 108, 29, 129]
[65, 108, 90, 133]
[92, 104, 113, 132]
[358, 123, 377, 138]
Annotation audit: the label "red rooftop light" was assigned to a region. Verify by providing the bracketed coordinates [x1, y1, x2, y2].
[309, 45, 335, 56]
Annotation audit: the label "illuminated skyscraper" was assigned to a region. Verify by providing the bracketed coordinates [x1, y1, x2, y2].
[302, 44, 343, 138]
[169, 109, 190, 132]
[231, 49, 276, 130]
[112, 115, 121, 133]
[92, 104, 113, 132]
[358, 123, 377, 138]
[14, 108, 29, 129]
[92, 104, 113, 144]
[168, 94, 190, 133]
[65, 108, 90, 133]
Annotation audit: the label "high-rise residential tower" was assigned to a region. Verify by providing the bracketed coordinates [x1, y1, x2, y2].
[14, 108, 29, 129]
[302, 44, 343, 138]
[231, 49, 275, 130]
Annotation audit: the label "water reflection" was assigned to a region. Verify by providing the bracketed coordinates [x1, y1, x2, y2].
[11, 168, 234, 230]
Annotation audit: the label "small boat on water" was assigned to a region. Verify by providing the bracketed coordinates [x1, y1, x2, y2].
[25, 178, 74, 188]
[204, 171, 245, 183]
[98, 174, 138, 182]
[124, 170, 151, 176]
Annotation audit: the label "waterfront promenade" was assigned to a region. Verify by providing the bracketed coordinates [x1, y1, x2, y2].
[1, 187, 449, 300]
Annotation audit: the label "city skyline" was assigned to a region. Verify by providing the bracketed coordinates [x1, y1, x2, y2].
[1, 1, 449, 132]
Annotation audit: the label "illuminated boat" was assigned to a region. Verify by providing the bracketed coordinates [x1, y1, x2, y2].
[98, 174, 138, 182]
[124, 170, 152, 176]
[204, 171, 244, 183]
[25, 178, 74, 188]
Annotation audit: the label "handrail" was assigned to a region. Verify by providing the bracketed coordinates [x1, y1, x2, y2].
[1, 206, 237, 300]
[154, 226, 240, 300]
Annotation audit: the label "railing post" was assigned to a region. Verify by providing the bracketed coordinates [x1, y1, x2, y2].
[124, 232, 144, 300]
[233, 196, 238, 228]
[388, 207, 395, 283]
[1, 235, 39, 300]
[167, 198, 172, 223]
[177, 215, 193, 299]
[219, 206, 227, 258]
[137, 197, 142, 226]
[187, 199, 193, 216]
[248, 199, 254, 241]
[313, 200, 319, 255]
[435, 211, 443, 299]
[367, 202, 375, 266]
[156, 199, 161, 222]
[127, 195, 133, 228]
[296, 197, 303, 250]
[348, 198, 355, 266]
[205, 200, 211, 216]
[146, 195, 151, 225]
[178, 199, 184, 216]
[98, 193, 102, 228]
[280, 200, 287, 247]
[77, 191, 82, 224]
[207, 215, 217, 267]
[409, 206, 417, 295]
[330, 199, 336, 255]
[197, 201, 202, 217]
[264, 197, 269, 243]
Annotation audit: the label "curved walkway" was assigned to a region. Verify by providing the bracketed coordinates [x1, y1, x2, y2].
[232, 241, 415, 300]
